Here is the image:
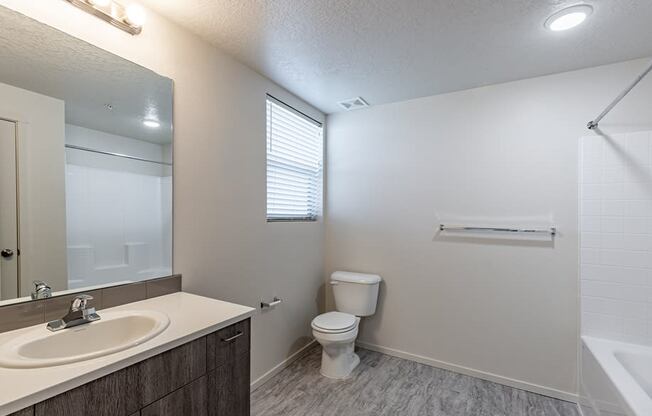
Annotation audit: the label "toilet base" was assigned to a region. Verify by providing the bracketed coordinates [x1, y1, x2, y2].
[319, 343, 360, 379]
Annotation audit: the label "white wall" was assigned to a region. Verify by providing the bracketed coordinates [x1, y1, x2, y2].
[0, 81, 68, 296]
[580, 130, 652, 346]
[0, 1, 324, 383]
[325, 58, 652, 399]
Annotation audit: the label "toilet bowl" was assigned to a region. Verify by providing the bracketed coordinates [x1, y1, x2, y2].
[312, 271, 381, 379]
[311, 312, 361, 379]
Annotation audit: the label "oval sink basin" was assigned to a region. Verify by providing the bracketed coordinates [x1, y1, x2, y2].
[0, 310, 170, 369]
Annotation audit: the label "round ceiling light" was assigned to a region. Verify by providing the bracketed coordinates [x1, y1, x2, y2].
[545, 4, 593, 31]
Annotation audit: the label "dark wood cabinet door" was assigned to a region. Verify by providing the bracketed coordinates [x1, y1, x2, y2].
[141, 376, 207, 416]
[127, 336, 207, 409]
[34, 368, 132, 416]
[207, 319, 250, 370]
[207, 351, 250, 416]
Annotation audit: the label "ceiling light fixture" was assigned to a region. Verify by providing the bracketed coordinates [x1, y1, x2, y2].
[143, 119, 160, 128]
[545, 4, 593, 31]
[64, 0, 145, 35]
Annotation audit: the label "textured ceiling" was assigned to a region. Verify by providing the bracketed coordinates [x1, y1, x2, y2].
[140, 0, 652, 114]
[0, 6, 172, 144]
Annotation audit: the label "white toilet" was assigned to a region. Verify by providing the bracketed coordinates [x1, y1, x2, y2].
[311, 271, 381, 379]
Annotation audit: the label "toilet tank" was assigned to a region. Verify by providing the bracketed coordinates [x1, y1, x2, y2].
[331, 271, 382, 317]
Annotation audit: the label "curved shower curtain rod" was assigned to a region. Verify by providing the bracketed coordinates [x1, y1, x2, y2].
[587, 58, 652, 130]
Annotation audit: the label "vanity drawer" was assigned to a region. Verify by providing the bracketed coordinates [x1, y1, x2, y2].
[141, 375, 208, 416]
[207, 318, 250, 370]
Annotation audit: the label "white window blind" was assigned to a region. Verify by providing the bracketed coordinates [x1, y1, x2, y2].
[266, 96, 323, 221]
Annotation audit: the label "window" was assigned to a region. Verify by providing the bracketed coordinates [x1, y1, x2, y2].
[266, 95, 323, 221]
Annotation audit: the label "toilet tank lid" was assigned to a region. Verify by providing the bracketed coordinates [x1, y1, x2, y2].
[331, 271, 382, 285]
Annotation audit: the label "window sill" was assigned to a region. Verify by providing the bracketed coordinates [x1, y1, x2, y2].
[267, 217, 318, 223]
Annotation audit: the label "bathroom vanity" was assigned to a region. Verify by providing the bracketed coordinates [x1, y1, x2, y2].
[0, 292, 255, 416]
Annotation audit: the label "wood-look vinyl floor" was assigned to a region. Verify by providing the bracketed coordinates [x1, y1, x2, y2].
[251, 346, 579, 416]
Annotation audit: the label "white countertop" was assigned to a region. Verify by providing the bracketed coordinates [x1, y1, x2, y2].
[0, 292, 256, 415]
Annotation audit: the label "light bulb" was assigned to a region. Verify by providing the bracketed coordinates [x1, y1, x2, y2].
[125, 3, 147, 28]
[549, 12, 587, 31]
[545, 5, 593, 32]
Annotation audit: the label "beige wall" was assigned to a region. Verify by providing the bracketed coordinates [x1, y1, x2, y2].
[325, 58, 652, 399]
[0, 81, 68, 297]
[0, 0, 325, 383]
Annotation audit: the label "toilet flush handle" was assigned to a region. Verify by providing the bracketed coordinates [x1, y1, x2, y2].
[329, 281, 339, 285]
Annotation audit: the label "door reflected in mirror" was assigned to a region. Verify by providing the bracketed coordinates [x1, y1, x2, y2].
[0, 6, 173, 304]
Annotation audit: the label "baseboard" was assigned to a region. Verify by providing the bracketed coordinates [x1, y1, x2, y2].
[356, 341, 579, 403]
[578, 396, 623, 416]
[250, 339, 317, 391]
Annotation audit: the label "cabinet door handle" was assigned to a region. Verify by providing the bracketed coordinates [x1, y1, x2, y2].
[221, 331, 243, 343]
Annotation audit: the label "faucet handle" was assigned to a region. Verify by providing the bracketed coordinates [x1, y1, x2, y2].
[47, 293, 100, 332]
[31, 280, 52, 300]
[71, 294, 93, 311]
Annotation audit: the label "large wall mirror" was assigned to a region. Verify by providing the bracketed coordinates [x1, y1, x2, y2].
[0, 7, 173, 305]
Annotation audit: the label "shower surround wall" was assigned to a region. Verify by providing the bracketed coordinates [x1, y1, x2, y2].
[580, 130, 652, 345]
[65, 124, 172, 288]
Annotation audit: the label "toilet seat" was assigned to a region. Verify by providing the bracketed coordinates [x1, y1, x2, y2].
[311, 312, 357, 334]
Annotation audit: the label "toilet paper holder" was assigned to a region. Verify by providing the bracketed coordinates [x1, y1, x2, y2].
[261, 297, 282, 309]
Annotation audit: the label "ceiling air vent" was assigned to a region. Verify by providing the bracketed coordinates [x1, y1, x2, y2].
[337, 97, 369, 111]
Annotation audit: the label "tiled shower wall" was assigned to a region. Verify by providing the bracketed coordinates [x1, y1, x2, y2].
[580, 130, 652, 345]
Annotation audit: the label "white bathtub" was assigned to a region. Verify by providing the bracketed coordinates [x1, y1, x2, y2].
[580, 336, 652, 416]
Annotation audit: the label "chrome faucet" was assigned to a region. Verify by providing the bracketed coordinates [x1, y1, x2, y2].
[31, 280, 52, 300]
[47, 294, 101, 332]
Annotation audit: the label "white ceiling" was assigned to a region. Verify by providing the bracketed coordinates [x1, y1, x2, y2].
[140, 0, 652, 114]
[0, 6, 173, 144]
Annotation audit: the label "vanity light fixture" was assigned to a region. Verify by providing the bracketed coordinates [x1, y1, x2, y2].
[63, 0, 145, 35]
[143, 119, 160, 128]
[545, 4, 593, 31]
[88, 0, 111, 7]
